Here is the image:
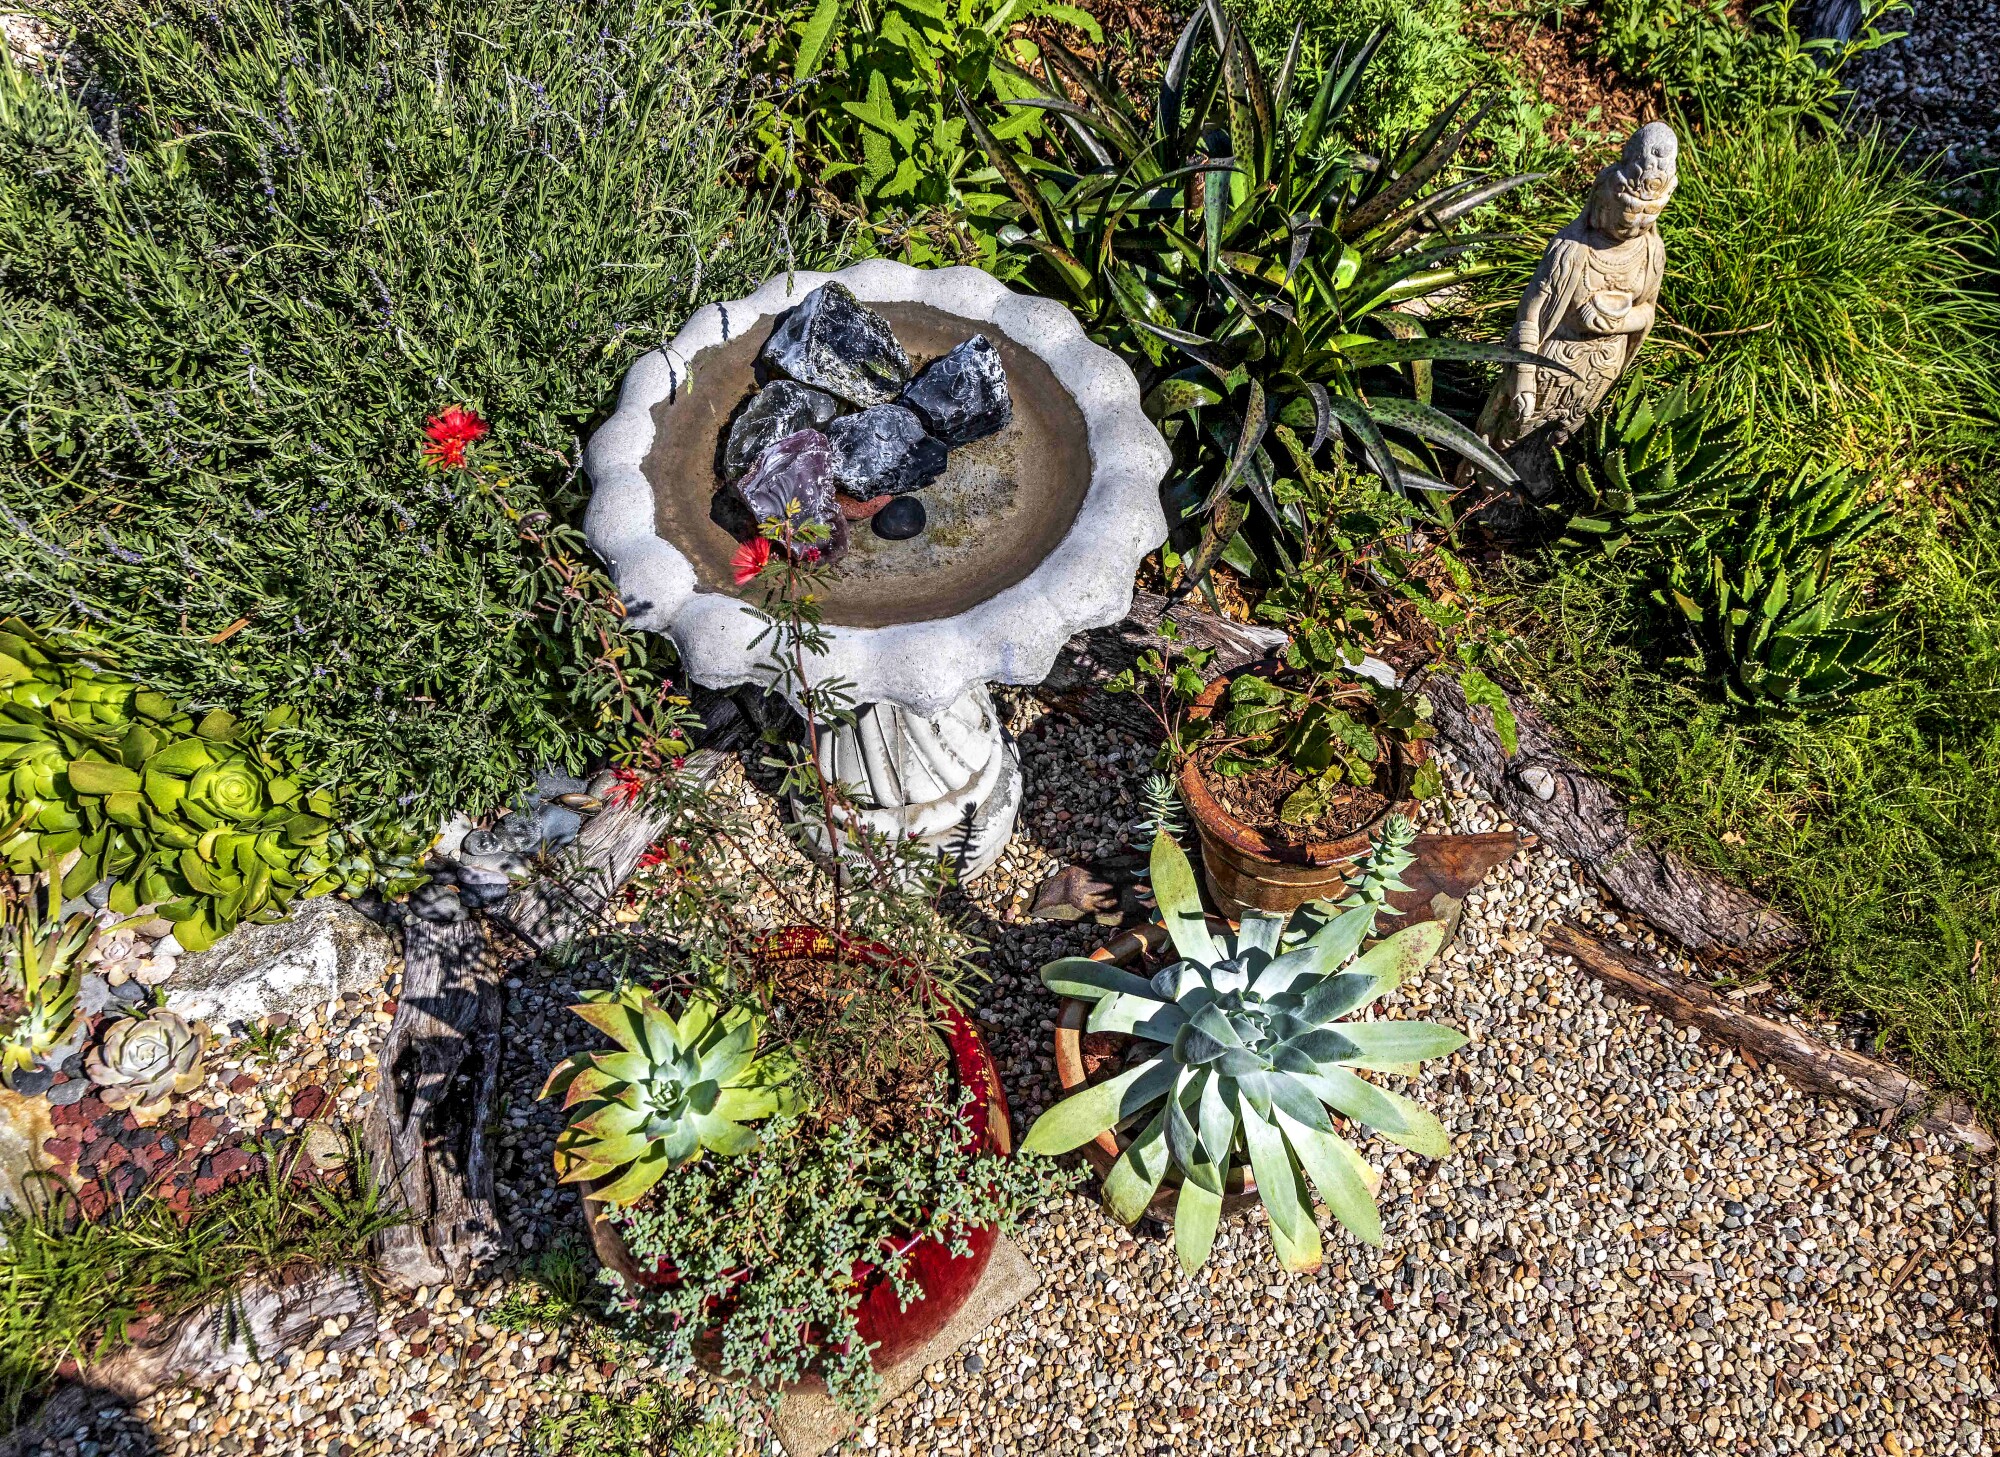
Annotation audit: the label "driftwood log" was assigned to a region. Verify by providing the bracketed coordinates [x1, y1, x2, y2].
[0, 1270, 376, 1455]
[1419, 670, 1804, 960]
[1547, 923, 1995, 1154]
[364, 918, 504, 1289]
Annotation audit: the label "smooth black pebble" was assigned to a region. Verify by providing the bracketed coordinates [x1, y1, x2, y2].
[872, 495, 926, 540]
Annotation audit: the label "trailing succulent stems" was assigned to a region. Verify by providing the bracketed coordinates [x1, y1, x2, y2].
[1026, 815, 1462, 1274]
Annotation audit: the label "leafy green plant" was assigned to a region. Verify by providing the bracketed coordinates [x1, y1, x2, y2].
[528, 1390, 739, 1457]
[1024, 817, 1461, 1272]
[607, 1087, 1072, 1410]
[749, 0, 1098, 267]
[0, 0, 819, 825]
[1554, 382, 1758, 557]
[961, 1, 1549, 578]
[0, 619, 423, 950]
[0, 874, 90, 1086]
[1660, 464, 1890, 717]
[543, 988, 799, 1207]
[1594, 0, 1906, 128]
[1202, 669, 1436, 826]
[239, 1019, 300, 1067]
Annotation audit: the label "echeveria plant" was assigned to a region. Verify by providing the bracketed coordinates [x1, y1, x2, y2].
[1023, 817, 1464, 1273]
[543, 987, 799, 1207]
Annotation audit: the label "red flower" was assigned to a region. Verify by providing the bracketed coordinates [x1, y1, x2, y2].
[421, 406, 489, 470]
[731, 536, 772, 585]
[606, 768, 646, 809]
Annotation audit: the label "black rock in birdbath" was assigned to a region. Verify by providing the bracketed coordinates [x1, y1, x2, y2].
[723, 380, 841, 481]
[733, 428, 851, 564]
[900, 333, 1011, 446]
[872, 495, 927, 541]
[826, 405, 948, 498]
[762, 282, 910, 408]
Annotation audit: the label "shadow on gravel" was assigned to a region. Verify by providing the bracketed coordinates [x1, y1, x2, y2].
[0, 1382, 164, 1457]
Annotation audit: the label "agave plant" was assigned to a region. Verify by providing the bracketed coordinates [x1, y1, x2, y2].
[542, 986, 800, 1207]
[1554, 382, 1759, 557]
[961, 1, 1552, 578]
[84, 1007, 206, 1114]
[1023, 816, 1464, 1274]
[0, 873, 91, 1084]
[1661, 464, 1890, 717]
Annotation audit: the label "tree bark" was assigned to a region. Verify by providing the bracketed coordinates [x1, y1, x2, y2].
[364, 918, 504, 1289]
[1419, 669, 1805, 960]
[1547, 923, 1994, 1154]
[1036, 588, 1287, 734]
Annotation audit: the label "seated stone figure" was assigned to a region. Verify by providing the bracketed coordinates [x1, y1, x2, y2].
[1476, 121, 1679, 498]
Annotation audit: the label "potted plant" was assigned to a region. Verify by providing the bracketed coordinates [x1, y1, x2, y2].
[540, 508, 1070, 1410]
[1025, 811, 1465, 1273]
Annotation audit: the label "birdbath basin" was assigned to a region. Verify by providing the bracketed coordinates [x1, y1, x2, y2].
[583, 260, 1170, 878]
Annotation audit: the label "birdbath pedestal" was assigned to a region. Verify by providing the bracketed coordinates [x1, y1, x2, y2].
[582, 260, 1169, 879]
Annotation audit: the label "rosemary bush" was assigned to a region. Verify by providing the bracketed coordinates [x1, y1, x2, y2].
[0, 0, 826, 823]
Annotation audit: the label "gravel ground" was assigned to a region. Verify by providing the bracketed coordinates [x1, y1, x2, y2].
[26, 692, 2000, 1457]
[1846, 0, 2000, 182]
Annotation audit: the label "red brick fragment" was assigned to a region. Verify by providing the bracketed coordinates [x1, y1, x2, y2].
[291, 1085, 328, 1121]
[228, 1073, 257, 1094]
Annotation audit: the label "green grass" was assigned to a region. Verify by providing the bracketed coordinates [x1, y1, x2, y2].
[1494, 466, 2000, 1125]
[0, 0, 826, 825]
[0, 1139, 399, 1432]
[1646, 121, 2000, 462]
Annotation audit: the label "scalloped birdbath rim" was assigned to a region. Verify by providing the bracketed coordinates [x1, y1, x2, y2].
[581, 259, 1171, 720]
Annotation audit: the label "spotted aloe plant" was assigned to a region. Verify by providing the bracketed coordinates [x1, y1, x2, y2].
[542, 987, 800, 1207]
[1023, 817, 1463, 1274]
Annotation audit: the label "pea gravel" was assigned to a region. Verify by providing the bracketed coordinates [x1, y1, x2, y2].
[23, 693, 1997, 1457]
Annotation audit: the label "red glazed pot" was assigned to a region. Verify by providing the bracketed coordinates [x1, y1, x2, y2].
[582, 932, 1011, 1375]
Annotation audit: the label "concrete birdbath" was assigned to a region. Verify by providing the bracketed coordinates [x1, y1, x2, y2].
[583, 260, 1170, 879]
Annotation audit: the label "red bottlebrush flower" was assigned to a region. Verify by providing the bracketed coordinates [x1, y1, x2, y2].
[421, 406, 489, 470]
[606, 768, 646, 809]
[731, 535, 772, 585]
[803, 546, 822, 565]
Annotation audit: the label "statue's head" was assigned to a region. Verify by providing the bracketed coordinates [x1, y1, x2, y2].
[1588, 121, 1679, 240]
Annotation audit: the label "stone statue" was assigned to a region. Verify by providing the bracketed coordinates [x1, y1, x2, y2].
[1477, 121, 1679, 491]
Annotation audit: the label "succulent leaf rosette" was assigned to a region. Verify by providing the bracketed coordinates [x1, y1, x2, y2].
[0, 619, 425, 951]
[85, 1007, 206, 1113]
[1, 876, 92, 1083]
[542, 986, 799, 1207]
[1024, 817, 1465, 1274]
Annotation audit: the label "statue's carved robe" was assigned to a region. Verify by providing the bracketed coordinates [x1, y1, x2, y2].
[1477, 219, 1665, 453]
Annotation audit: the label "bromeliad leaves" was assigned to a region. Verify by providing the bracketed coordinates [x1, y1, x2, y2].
[960, 0, 1562, 574]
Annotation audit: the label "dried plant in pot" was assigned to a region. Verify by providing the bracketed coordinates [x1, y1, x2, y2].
[537, 522, 1072, 1413]
[1032, 818, 1464, 1273]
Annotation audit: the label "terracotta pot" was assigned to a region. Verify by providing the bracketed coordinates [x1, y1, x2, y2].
[1050, 920, 1257, 1223]
[1178, 671, 1427, 917]
[583, 934, 1011, 1376]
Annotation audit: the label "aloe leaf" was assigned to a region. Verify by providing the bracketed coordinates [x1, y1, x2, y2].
[1321, 390, 1403, 494]
[1276, 1111, 1383, 1245]
[1235, 909, 1286, 957]
[1366, 395, 1517, 483]
[1157, 4, 1208, 147]
[1043, 956, 1158, 1002]
[1201, 377, 1268, 511]
[1089, 992, 1188, 1042]
[1300, 27, 1383, 154]
[1174, 1174, 1226, 1274]
[1150, 825, 1219, 965]
[1342, 339, 1553, 371]
[1104, 1103, 1175, 1224]
[1271, 21, 1304, 121]
[1301, 1066, 1452, 1158]
[1344, 918, 1448, 1002]
[1024, 1056, 1176, 1154]
[1240, 1098, 1322, 1271]
[1334, 1020, 1469, 1068]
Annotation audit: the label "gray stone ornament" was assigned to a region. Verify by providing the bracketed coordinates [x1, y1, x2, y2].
[582, 261, 1170, 877]
[1479, 122, 1679, 484]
